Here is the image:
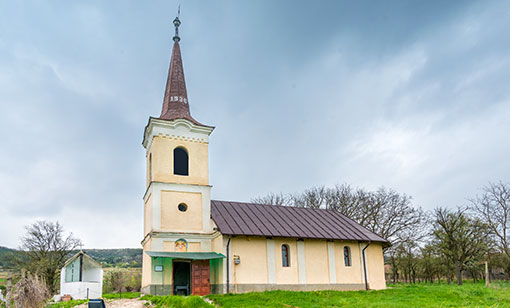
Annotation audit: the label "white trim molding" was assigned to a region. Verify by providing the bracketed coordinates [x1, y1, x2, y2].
[327, 242, 336, 284]
[297, 240, 306, 284]
[143, 117, 214, 150]
[266, 239, 276, 284]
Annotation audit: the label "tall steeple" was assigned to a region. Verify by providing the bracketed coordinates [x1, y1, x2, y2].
[160, 15, 203, 125]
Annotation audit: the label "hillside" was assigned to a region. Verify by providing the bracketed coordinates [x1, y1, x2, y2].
[0, 246, 18, 269]
[82, 248, 142, 268]
[0, 246, 142, 269]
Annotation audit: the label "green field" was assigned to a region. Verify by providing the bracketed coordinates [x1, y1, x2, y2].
[207, 282, 510, 308]
[33, 282, 510, 308]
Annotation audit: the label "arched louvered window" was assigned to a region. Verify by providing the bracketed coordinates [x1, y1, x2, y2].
[344, 246, 351, 267]
[173, 147, 189, 176]
[282, 244, 290, 267]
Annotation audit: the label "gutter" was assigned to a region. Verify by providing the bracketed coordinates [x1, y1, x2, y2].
[362, 241, 371, 291]
[226, 236, 231, 293]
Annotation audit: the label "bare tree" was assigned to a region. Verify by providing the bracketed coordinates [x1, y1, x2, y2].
[364, 188, 424, 245]
[251, 192, 290, 206]
[20, 221, 82, 294]
[432, 207, 489, 285]
[470, 181, 510, 274]
[291, 186, 327, 209]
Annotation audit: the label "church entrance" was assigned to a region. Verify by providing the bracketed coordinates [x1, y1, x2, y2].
[191, 260, 210, 296]
[172, 261, 191, 295]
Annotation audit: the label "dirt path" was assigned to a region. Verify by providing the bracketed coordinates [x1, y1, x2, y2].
[75, 299, 147, 308]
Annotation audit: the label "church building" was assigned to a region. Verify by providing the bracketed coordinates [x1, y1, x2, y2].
[141, 17, 388, 296]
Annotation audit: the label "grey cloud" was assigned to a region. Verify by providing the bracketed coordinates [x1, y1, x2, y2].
[1, 0, 509, 248]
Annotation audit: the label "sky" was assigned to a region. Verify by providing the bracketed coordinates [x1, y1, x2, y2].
[1, 0, 509, 249]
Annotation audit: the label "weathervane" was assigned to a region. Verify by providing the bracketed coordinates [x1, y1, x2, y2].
[173, 5, 181, 42]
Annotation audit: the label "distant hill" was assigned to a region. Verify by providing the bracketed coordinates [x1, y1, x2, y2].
[80, 248, 142, 268]
[0, 246, 142, 269]
[0, 246, 18, 269]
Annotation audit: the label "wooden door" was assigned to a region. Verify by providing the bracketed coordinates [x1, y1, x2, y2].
[191, 260, 210, 295]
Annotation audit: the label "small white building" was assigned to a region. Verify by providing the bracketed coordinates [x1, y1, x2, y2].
[60, 251, 103, 299]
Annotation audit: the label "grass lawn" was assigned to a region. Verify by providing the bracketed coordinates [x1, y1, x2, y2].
[44, 300, 87, 308]
[142, 294, 214, 308]
[102, 291, 141, 299]
[207, 281, 510, 308]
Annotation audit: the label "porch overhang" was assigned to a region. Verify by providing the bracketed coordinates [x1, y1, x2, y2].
[146, 251, 225, 260]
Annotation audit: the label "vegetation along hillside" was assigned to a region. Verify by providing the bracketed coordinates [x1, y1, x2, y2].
[0, 247, 142, 269]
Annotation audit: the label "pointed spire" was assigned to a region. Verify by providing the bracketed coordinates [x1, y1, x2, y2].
[160, 14, 203, 125]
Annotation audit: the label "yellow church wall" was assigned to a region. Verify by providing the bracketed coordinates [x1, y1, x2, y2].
[211, 235, 224, 285]
[274, 238, 299, 284]
[144, 193, 152, 236]
[142, 239, 152, 288]
[304, 239, 329, 284]
[335, 242, 363, 284]
[231, 237, 268, 284]
[160, 190, 202, 232]
[367, 243, 386, 290]
[211, 234, 223, 253]
[189, 242, 201, 252]
[149, 135, 209, 187]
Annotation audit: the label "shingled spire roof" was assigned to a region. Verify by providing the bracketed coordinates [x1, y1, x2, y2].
[160, 16, 206, 126]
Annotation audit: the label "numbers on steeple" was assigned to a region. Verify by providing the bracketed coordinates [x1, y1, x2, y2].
[169, 96, 188, 104]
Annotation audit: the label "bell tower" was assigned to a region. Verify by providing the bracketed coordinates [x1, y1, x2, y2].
[141, 15, 216, 295]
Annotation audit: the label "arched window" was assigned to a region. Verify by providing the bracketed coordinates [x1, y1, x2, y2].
[344, 246, 351, 267]
[173, 147, 189, 176]
[281, 244, 290, 267]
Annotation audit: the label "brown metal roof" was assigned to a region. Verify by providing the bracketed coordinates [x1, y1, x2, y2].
[211, 200, 388, 243]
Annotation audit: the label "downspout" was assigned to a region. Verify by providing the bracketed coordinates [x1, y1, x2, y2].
[362, 242, 371, 290]
[226, 236, 231, 293]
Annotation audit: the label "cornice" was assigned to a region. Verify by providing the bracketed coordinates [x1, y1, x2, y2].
[141, 230, 222, 246]
[142, 117, 215, 149]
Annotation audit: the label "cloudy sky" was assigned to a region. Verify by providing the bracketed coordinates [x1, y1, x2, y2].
[1, 0, 509, 249]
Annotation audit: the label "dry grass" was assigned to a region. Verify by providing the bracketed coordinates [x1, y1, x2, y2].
[6, 275, 48, 308]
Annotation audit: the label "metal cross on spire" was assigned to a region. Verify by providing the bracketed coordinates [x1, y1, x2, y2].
[173, 5, 181, 42]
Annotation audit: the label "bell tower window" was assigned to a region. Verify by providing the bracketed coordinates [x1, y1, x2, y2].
[174, 147, 189, 176]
